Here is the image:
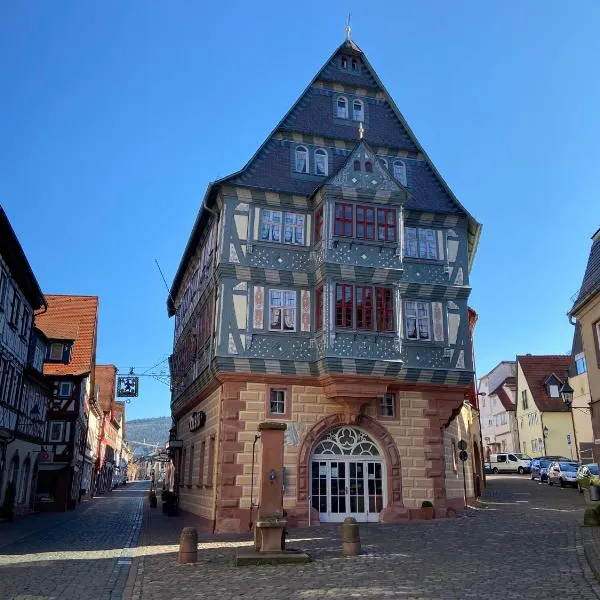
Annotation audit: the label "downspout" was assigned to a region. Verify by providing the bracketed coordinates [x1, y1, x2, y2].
[248, 433, 261, 531]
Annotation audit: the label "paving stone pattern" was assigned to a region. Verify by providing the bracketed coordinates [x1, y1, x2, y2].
[127, 476, 600, 600]
[0, 483, 146, 600]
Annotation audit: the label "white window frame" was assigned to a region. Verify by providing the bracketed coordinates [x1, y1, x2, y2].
[393, 160, 407, 186]
[404, 227, 438, 260]
[295, 145, 309, 173]
[58, 382, 72, 398]
[49, 422, 64, 443]
[270, 389, 286, 414]
[337, 96, 348, 119]
[49, 343, 64, 361]
[549, 384, 559, 398]
[314, 148, 328, 176]
[404, 301, 431, 341]
[269, 289, 297, 332]
[352, 99, 364, 121]
[379, 393, 395, 418]
[259, 210, 305, 245]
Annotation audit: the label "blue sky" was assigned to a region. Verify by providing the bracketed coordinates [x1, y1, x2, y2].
[1, 2, 599, 420]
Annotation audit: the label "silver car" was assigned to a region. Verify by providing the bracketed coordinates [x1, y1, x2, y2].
[547, 461, 579, 488]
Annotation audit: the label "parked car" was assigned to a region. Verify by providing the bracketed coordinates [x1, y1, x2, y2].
[489, 452, 532, 474]
[547, 461, 580, 487]
[577, 464, 599, 493]
[530, 458, 552, 482]
[484, 462, 494, 475]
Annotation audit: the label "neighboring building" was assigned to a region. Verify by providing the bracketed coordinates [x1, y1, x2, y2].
[112, 401, 126, 487]
[35, 295, 99, 511]
[516, 355, 576, 460]
[94, 364, 119, 494]
[478, 362, 518, 457]
[568, 227, 600, 464]
[568, 323, 594, 462]
[167, 37, 482, 531]
[0, 206, 49, 513]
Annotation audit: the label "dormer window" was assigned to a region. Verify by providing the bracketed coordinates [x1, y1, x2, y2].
[314, 148, 328, 176]
[341, 56, 348, 69]
[49, 343, 64, 361]
[352, 99, 364, 121]
[295, 145, 309, 173]
[353, 159, 361, 171]
[337, 97, 348, 119]
[548, 384, 559, 398]
[393, 160, 407, 186]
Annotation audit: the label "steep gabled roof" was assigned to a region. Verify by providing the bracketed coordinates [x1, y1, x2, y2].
[168, 38, 482, 313]
[570, 227, 600, 316]
[517, 355, 571, 413]
[95, 364, 116, 414]
[37, 295, 99, 377]
[0, 206, 46, 311]
[488, 377, 516, 411]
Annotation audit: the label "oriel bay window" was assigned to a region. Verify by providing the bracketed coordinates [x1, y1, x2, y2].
[356, 207, 375, 240]
[404, 227, 438, 259]
[334, 203, 397, 242]
[334, 203, 353, 237]
[335, 284, 394, 332]
[404, 301, 431, 341]
[269, 290, 296, 331]
[260, 210, 305, 245]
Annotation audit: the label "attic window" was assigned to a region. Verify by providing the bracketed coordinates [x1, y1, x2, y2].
[352, 99, 364, 121]
[341, 56, 348, 69]
[548, 384, 559, 398]
[295, 146, 309, 173]
[315, 148, 328, 176]
[337, 97, 348, 119]
[49, 343, 65, 361]
[365, 161, 373, 173]
[393, 160, 407, 186]
[351, 58, 358, 71]
[353, 159, 361, 171]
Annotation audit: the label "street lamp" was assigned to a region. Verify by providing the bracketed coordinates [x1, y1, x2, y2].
[543, 425, 549, 438]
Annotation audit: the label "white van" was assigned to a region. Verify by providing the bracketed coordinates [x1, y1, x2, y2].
[489, 453, 532, 474]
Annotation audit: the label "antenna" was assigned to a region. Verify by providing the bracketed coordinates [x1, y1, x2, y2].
[155, 259, 177, 310]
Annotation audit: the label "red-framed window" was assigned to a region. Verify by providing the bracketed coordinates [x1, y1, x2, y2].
[377, 208, 397, 242]
[316, 286, 324, 331]
[315, 207, 323, 243]
[356, 206, 375, 240]
[334, 203, 353, 237]
[335, 284, 353, 328]
[356, 286, 374, 329]
[375, 287, 394, 332]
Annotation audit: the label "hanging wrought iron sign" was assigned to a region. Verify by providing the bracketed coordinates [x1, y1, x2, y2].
[117, 377, 139, 398]
[189, 411, 207, 432]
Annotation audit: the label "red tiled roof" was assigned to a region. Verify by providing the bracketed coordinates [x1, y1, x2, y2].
[95, 365, 117, 414]
[517, 355, 571, 413]
[36, 295, 99, 377]
[489, 379, 516, 412]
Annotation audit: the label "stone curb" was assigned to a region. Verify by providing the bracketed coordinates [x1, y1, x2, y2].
[577, 524, 600, 597]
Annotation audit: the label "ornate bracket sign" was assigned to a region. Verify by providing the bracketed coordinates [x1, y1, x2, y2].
[117, 377, 139, 398]
[189, 411, 206, 432]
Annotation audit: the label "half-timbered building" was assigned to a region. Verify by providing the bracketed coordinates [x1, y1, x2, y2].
[168, 37, 483, 532]
[35, 295, 99, 511]
[0, 206, 48, 514]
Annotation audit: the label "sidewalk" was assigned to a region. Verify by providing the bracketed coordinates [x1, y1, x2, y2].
[582, 526, 600, 583]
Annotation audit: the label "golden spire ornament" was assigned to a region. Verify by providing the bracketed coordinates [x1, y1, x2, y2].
[359, 121, 364, 139]
[345, 13, 351, 40]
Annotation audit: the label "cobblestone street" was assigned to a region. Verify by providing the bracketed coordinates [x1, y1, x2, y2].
[2, 477, 600, 599]
[0, 482, 146, 600]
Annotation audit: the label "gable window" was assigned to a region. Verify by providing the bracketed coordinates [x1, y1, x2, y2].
[269, 290, 296, 332]
[0, 271, 6, 310]
[260, 210, 305, 245]
[9, 292, 21, 328]
[548, 384, 559, 398]
[356, 206, 375, 240]
[575, 353, 586, 375]
[49, 422, 63, 442]
[353, 159, 361, 171]
[336, 284, 353, 328]
[295, 145, 309, 173]
[334, 203, 353, 237]
[337, 97, 348, 119]
[393, 160, 407, 186]
[351, 58, 358, 71]
[20, 308, 30, 338]
[352, 99, 364, 121]
[377, 208, 397, 242]
[316, 286, 323, 331]
[379, 157, 388, 169]
[404, 301, 430, 341]
[315, 207, 323, 243]
[314, 148, 328, 176]
[376, 288, 394, 332]
[49, 343, 64, 361]
[522, 390, 528, 410]
[58, 382, 72, 398]
[404, 227, 438, 259]
[270, 389, 286, 415]
[341, 56, 348, 69]
[356, 286, 374, 329]
[365, 161, 373, 173]
[379, 393, 396, 418]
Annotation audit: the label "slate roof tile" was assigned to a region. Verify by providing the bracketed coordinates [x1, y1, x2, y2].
[571, 228, 600, 314]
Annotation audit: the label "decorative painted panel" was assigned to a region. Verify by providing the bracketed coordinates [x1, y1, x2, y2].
[330, 332, 401, 361]
[432, 302, 444, 342]
[253, 285, 264, 329]
[300, 290, 311, 332]
[246, 335, 313, 361]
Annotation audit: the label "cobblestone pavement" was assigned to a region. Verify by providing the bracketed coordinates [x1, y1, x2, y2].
[127, 476, 600, 600]
[0, 482, 147, 600]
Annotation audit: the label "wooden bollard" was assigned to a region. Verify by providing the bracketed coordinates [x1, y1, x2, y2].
[178, 527, 198, 564]
[341, 517, 361, 556]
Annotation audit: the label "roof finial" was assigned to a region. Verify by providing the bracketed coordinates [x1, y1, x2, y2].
[359, 121, 364, 139]
[345, 13, 352, 40]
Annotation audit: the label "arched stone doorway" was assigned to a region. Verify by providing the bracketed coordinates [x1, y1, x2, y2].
[297, 413, 404, 523]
